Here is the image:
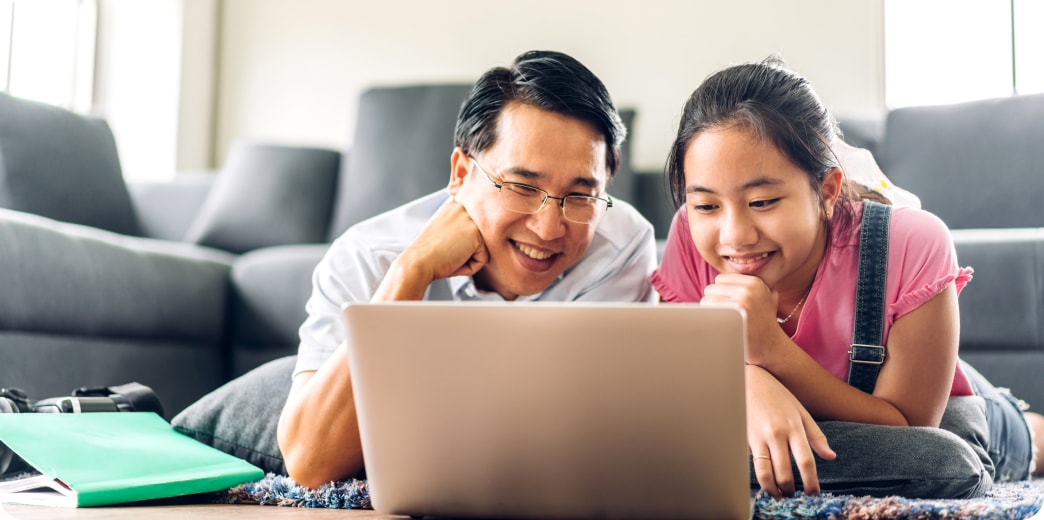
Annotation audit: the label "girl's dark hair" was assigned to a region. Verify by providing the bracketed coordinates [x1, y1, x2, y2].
[454, 50, 626, 176]
[665, 56, 859, 235]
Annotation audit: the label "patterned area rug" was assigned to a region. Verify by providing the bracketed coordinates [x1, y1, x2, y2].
[220, 474, 1044, 519]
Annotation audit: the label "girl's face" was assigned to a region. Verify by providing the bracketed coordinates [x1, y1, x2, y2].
[682, 126, 841, 297]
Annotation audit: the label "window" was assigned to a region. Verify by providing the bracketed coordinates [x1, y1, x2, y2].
[0, 0, 96, 113]
[1013, 0, 1044, 95]
[884, 0, 1043, 108]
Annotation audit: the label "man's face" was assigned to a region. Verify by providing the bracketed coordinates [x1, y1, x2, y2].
[448, 102, 610, 300]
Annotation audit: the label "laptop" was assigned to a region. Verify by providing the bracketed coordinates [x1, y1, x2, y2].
[344, 301, 751, 519]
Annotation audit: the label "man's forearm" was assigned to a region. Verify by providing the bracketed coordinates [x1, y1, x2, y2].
[371, 253, 434, 301]
[277, 347, 365, 488]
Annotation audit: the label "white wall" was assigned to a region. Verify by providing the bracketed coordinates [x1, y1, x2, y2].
[177, 0, 219, 172]
[215, 0, 884, 174]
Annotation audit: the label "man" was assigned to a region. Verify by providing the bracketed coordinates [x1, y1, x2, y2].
[277, 50, 657, 488]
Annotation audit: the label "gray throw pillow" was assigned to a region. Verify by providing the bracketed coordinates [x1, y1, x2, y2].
[184, 141, 340, 253]
[172, 355, 296, 476]
[0, 92, 141, 236]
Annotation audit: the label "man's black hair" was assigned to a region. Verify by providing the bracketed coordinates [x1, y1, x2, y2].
[454, 50, 626, 176]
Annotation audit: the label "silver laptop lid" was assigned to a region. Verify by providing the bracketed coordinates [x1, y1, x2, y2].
[345, 301, 750, 519]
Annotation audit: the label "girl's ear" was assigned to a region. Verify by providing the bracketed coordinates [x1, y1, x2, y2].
[448, 148, 470, 196]
[821, 167, 843, 220]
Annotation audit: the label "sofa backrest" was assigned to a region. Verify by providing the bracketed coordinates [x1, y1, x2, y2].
[327, 84, 473, 240]
[876, 93, 1044, 229]
[0, 92, 142, 236]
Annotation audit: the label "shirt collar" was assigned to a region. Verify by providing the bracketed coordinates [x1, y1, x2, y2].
[449, 275, 551, 302]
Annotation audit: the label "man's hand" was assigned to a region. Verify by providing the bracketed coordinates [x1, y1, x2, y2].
[416, 197, 489, 280]
[373, 198, 489, 301]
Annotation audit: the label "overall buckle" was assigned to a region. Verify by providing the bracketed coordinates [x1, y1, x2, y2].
[849, 344, 886, 365]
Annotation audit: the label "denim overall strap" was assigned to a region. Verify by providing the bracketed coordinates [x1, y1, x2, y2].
[848, 200, 891, 394]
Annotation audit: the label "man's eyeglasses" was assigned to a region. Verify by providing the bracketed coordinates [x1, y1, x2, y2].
[467, 155, 612, 225]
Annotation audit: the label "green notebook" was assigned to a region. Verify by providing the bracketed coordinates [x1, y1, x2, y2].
[0, 412, 264, 507]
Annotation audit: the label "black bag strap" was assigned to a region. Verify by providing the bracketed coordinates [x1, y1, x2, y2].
[847, 200, 891, 393]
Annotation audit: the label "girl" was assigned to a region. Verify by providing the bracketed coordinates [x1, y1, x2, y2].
[652, 57, 1044, 499]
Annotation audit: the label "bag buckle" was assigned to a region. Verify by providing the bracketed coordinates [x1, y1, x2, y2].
[849, 344, 886, 365]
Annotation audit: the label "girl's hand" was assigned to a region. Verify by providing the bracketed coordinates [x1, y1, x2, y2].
[746, 364, 836, 498]
[702, 273, 786, 364]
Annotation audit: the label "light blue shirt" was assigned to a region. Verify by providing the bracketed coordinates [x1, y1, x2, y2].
[294, 190, 657, 375]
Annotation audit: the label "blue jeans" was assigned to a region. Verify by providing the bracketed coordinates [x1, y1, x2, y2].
[960, 360, 1033, 482]
[749, 362, 1032, 499]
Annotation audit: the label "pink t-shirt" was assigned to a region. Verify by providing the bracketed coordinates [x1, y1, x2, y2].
[651, 202, 975, 396]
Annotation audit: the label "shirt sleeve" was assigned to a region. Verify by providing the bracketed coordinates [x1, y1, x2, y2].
[886, 207, 974, 323]
[294, 231, 395, 376]
[650, 207, 714, 303]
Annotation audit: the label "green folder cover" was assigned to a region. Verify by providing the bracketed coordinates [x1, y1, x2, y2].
[0, 412, 264, 507]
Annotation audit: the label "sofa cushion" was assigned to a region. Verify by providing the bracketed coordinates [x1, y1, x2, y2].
[877, 93, 1044, 229]
[228, 244, 327, 376]
[0, 92, 142, 236]
[327, 84, 472, 240]
[172, 355, 294, 476]
[185, 141, 340, 253]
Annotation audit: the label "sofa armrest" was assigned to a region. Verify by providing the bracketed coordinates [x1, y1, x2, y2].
[952, 228, 1044, 408]
[0, 208, 234, 340]
[127, 172, 216, 242]
[952, 228, 1044, 352]
[0, 208, 238, 415]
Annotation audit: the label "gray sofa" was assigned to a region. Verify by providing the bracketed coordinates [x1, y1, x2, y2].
[839, 93, 1044, 411]
[0, 94, 355, 416]
[0, 84, 648, 419]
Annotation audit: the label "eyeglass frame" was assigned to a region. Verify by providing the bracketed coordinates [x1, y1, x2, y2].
[466, 154, 613, 225]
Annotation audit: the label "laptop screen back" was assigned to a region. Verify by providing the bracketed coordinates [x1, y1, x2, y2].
[345, 301, 750, 519]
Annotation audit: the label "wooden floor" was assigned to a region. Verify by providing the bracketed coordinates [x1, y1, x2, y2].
[2, 503, 402, 519]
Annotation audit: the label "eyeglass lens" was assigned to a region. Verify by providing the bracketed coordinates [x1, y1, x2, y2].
[499, 183, 603, 223]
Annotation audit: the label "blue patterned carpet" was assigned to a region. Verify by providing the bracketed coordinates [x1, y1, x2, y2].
[753, 479, 1044, 519]
[221, 474, 1044, 519]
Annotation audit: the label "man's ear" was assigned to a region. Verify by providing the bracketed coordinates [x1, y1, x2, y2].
[448, 148, 470, 196]
[821, 167, 843, 219]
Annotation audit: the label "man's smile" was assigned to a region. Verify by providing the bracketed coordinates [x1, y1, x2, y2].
[514, 240, 556, 261]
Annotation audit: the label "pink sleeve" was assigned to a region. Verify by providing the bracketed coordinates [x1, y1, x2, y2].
[650, 208, 716, 303]
[886, 207, 974, 324]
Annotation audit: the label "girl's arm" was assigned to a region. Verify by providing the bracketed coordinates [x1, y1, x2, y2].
[745, 364, 836, 498]
[754, 283, 960, 427]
